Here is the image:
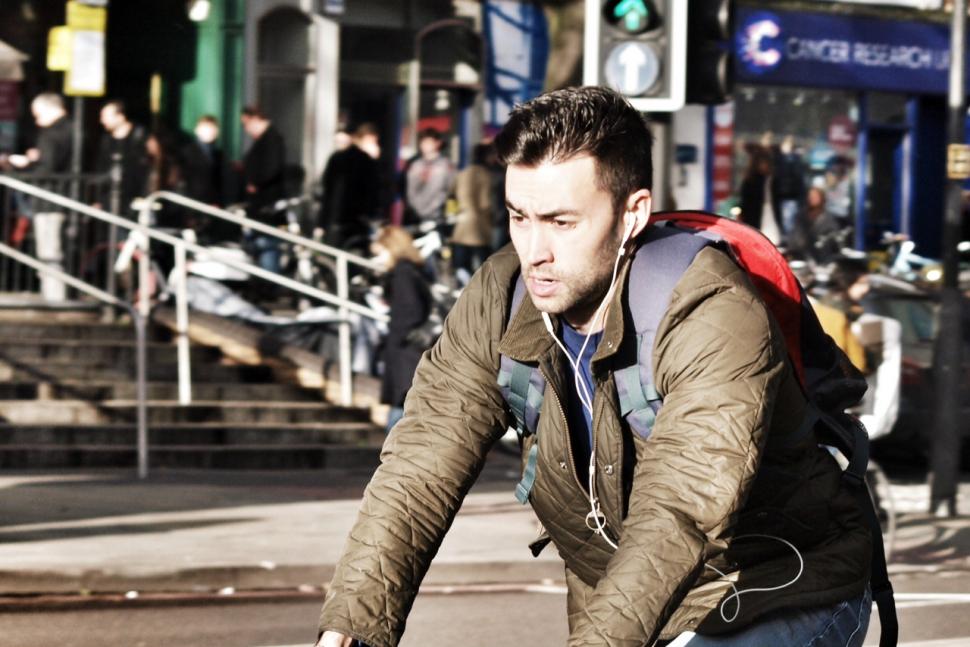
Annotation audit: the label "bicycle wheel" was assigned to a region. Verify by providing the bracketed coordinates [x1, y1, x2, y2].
[865, 459, 897, 561]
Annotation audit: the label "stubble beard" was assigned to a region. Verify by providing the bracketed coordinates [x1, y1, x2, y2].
[525, 231, 623, 326]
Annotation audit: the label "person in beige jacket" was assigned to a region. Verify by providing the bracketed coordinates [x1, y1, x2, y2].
[451, 143, 495, 284]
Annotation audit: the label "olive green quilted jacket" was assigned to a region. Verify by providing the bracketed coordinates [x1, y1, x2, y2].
[318, 243, 871, 647]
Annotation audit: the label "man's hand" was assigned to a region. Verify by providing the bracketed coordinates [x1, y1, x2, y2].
[315, 630, 354, 647]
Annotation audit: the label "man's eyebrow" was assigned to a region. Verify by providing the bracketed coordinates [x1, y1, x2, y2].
[505, 200, 580, 219]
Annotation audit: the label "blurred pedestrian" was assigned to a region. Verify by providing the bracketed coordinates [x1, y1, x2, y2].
[181, 115, 226, 207]
[788, 186, 844, 263]
[240, 106, 286, 275]
[825, 156, 853, 227]
[319, 122, 381, 253]
[1, 92, 73, 251]
[371, 225, 432, 433]
[738, 148, 781, 245]
[450, 142, 493, 284]
[4, 92, 72, 173]
[405, 128, 454, 233]
[96, 100, 150, 215]
[772, 135, 807, 238]
[145, 129, 185, 229]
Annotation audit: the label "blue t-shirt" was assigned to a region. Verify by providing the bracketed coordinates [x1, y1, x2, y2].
[560, 323, 601, 487]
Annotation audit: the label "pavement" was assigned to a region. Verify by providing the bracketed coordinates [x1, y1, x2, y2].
[3, 455, 970, 603]
[0, 453, 566, 600]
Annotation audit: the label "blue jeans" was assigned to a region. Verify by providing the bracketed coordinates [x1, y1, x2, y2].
[249, 234, 281, 274]
[672, 588, 870, 647]
[780, 199, 800, 237]
[385, 407, 404, 434]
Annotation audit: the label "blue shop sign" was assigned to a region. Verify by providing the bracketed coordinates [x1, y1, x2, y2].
[735, 7, 960, 94]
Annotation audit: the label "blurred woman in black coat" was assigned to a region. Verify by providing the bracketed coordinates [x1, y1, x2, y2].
[372, 226, 432, 432]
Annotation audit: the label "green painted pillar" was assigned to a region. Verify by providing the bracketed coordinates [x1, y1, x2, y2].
[179, 0, 245, 161]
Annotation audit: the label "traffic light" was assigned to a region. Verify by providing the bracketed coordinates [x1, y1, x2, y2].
[583, 0, 687, 112]
[686, 0, 733, 105]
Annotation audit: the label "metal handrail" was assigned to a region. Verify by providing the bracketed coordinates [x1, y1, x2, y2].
[0, 240, 150, 480]
[146, 190, 384, 272]
[0, 175, 388, 406]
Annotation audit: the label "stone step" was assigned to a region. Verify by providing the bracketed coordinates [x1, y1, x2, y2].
[0, 360, 277, 383]
[0, 321, 162, 342]
[0, 444, 382, 470]
[0, 400, 370, 425]
[0, 340, 222, 366]
[0, 422, 384, 446]
[0, 380, 324, 402]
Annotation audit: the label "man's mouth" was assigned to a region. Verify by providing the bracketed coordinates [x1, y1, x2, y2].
[527, 275, 559, 298]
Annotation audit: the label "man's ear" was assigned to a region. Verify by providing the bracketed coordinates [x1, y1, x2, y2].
[624, 189, 652, 239]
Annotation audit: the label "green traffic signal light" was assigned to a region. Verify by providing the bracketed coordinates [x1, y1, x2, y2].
[604, 0, 660, 35]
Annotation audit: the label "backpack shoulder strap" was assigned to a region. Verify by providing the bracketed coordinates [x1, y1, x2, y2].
[497, 275, 546, 437]
[615, 224, 712, 439]
[497, 273, 548, 504]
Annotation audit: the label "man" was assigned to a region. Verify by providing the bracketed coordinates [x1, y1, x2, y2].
[318, 123, 382, 253]
[182, 115, 226, 207]
[240, 106, 286, 273]
[6, 92, 73, 173]
[405, 128, 454, 231]
[96, 100, 149, 215]
[317, 87, 872, 647]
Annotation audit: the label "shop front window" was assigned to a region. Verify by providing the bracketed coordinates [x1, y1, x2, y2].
[729, 84, 859, 255]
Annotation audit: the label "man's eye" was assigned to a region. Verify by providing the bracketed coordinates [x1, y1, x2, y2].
[553, 219, 574, 229]
[510, 213, 526, 224]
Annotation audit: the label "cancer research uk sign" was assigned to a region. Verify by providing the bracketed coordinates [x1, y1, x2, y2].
[734, 7, 959, 95]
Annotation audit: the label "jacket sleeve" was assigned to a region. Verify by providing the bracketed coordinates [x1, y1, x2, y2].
[568, 258, 786, 646]
[318, 261, 512, 647]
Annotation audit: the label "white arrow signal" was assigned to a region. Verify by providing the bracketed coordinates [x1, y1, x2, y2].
[618, 43, 648, 94]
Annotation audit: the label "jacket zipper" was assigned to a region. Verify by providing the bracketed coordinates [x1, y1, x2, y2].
[539, 366, 586, 494]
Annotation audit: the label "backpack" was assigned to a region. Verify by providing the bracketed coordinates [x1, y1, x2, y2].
[497, 210, 897, 647]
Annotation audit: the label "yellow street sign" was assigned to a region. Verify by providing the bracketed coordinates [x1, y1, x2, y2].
[66, 1, 106, 32]
[47, 26, 71, 71]
[947, 143, 970, 180]
[63, 0, 106, 97]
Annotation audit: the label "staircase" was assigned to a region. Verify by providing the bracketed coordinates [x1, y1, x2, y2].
[0, 305, 385, 470]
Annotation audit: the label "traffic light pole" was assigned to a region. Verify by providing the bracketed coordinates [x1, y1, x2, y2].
[929, 0, 967, 518]
[648, 112, 673, 211]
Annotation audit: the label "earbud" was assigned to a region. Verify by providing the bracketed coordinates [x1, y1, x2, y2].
[618, 214, 636, 257]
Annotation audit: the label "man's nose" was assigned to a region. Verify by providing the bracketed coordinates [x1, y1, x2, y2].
[525, 225, 553, 266]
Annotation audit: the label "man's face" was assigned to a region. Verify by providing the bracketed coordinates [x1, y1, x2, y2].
[506, 155, 625, 332]
[418, 136, 440, 158]
[100, 106, 122, 132]
[195, 121, 219, 144]
[31, 105, 49, 127]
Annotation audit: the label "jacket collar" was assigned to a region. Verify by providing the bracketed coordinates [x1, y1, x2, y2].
[497, 254, 634, 367]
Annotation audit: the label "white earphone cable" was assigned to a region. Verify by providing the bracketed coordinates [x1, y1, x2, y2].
[540, 225, 630, 550]
[703, 534, 805, 623]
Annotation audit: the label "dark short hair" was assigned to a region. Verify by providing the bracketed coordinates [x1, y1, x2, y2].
[103, 99, 127, 117]
[353, 122, 379, 138]
[495, 86, 653, 213]
[242, 105, 266, 120]
[418, 128, 443, 142]
[196, 114, 218, 126]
